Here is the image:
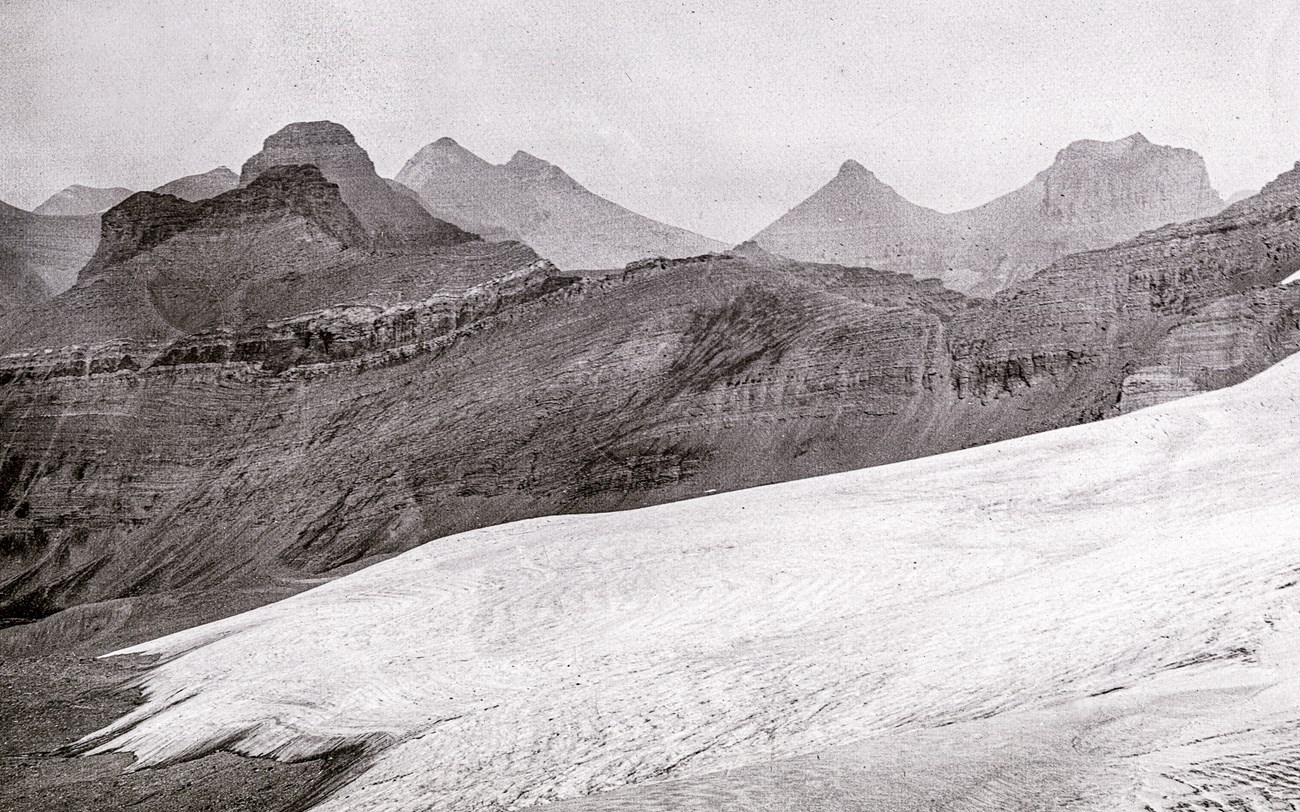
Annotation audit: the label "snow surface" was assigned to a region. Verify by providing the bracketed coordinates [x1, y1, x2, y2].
[1281, 268, 1300, 286]
[84, 354, 1300, 811]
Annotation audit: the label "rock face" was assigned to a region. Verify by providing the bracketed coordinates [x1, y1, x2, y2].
[0, 166, 537, 351]
[33, 185, 134, 216]
[152, 167, 239, 201]
[396, 137, 728, 269]
[0, 199, 100, 310]
[754, 133, 1225, 295]
[242, 121, 473, 250]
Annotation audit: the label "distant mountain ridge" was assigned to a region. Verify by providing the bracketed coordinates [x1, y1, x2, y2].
[152, 167, 239, 201]
[395, 137, 727, 270]
[753, 133, 1225, 295]
[33, 185, 134, 216]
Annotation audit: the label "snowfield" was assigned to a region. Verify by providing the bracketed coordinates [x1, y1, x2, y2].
[82, 354, 1300, 811]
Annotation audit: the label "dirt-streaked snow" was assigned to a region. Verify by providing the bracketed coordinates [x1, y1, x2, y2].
[82, 354, 1300, 811]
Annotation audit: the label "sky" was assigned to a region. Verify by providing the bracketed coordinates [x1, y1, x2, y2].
[1, 0, 1298, 243]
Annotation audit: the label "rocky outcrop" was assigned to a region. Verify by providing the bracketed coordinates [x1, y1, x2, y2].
[242, 121, 473, 250]
[754, 133, 1225, 295]
[152, 167, 239, 201]
[33, 185, 134, 216]
[396, 137, 727, 269]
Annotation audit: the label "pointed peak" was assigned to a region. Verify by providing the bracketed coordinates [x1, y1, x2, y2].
[433, 136, 460, 147]
[505, 150, 551, 170]
[1122, 131, 1149, 145]
[838, 159, 869, 175]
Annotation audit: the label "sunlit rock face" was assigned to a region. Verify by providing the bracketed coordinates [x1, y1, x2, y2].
[754, 133, 1226, 295]
[396, 137, 728, 270]
[80, 353, 1300, 812]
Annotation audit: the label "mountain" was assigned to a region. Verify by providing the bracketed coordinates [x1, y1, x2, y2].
[0, 199, 100, 313]
[2, 155, 1297, 625]
[70, 351, 1300, 812]
[151, 166, 239, 201]
[1226, 187, 1258, 205]
[242, 121, 473, 250]
[0, 165, 536, 352]
[32, 185, 134, 216]
[396, 137, 728, 269]
[754, 133, 1225, 295]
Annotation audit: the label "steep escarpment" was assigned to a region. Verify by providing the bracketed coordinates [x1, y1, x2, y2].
[754, 133, 1225, 295]
[242, 121, 474, 250]
[396, 137, 727, 269]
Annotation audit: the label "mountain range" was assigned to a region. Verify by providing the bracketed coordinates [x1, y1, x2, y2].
[395, 137, 727, 269]
[752, 133, 1226, 295]
[2, 119, 1300, 811]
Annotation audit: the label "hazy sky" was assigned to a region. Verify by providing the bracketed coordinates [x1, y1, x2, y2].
[2, 0, 1298, 242]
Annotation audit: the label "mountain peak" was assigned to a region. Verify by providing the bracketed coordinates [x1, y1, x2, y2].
[34, 185, 135, 216]
[260, 120, 358, 150]
[505, 150, 551, 171]
[434, 136, 460, 147]
[838, 159, 870, 176]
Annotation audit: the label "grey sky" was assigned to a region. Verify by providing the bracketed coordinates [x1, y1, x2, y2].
[2, 0, 1298, 243]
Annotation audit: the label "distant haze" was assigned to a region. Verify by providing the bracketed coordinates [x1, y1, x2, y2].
[2, 0, 1298, 243]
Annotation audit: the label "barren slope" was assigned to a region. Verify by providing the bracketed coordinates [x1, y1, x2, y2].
[78, 351, 1300, 812]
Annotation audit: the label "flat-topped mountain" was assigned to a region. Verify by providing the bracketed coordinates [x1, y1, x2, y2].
[152, 166, 239, 201]
[754, 133, 1225, 295]
[396, 137, 727, 269]
[242, 121, 473, 250]
[32, 184, 134, 216]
